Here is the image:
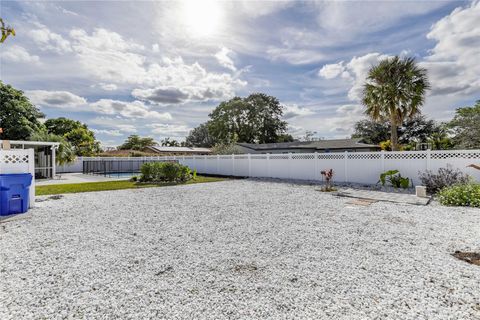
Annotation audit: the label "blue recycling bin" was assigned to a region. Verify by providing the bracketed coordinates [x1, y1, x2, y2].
[0, 173, 32, 216]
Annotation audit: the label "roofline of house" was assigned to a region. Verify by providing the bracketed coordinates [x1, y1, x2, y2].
[0, 140, 61, 147]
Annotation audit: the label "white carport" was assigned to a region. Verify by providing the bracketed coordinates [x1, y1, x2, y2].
[0, 140, 60, 179]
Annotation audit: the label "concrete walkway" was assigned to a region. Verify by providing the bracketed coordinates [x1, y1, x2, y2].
[335, 188, 431, 205]
[36, 173, 129, 185]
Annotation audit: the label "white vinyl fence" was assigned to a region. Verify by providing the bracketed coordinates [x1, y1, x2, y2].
[0, 149, 35, 206]
[58, 150, 480, 186]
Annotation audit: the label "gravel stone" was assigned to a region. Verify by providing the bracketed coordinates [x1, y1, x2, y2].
[1, 179, 479, 319]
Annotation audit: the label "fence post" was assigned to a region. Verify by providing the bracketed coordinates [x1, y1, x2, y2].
[314, 152, 318, 181]
[217, 155, 220, 175]
[426, 149, 431, 171]
[266, 153, 271, 178]
[204, 154, 207, 174]
[248, 153, 251, 177]
[344, 151, 348, 183]
[28, 148, 35, 207]
[381, 150, 385, 172]
[232, 154, 235, 176]
[288, 153, 292, 180]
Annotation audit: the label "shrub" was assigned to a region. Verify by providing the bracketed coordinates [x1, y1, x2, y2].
[419, 165, 471, 194]
[140, 162, 191, 183]
[378, 170, 410, 189]
[438, 183, 480, 207]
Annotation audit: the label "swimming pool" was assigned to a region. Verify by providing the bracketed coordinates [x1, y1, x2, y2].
[92, 172, 139, 179]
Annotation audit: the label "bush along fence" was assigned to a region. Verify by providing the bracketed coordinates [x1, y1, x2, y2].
[57, 150, 480, 186]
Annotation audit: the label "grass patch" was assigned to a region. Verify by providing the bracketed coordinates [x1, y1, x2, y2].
[36, 176, 226, 196]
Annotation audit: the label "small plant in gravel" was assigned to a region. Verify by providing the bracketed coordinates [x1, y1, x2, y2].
[418, 165, 471, 194]
[320, 169, 336, 192]
[438, 183, 480, 207]
[378, 170, 410, 189]
[140, 162, 191, 183]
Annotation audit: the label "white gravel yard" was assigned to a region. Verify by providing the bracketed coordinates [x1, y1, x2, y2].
[1, 179, 480, 319]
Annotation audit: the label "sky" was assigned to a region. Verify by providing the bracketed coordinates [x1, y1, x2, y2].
[0, 0, 479, 147]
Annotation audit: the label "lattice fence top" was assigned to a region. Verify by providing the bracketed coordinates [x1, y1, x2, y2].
[386, 153, 426, 160]
[292, 154, 315, 160]
[1, 153, 30, 164]
[317, 153, 344, 160]
[270, 154, 289, 159]
[348, 153, 382, 160]
[431, 151, 480, 159]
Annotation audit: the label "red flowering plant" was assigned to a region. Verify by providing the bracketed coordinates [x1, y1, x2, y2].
[320, 169, 335, 192]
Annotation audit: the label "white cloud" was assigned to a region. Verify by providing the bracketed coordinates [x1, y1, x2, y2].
[69, 28, 147, 84]
[267, 47, 325, 65]
[28, 24, 72, 54]
[67, 28, 245, 104]
[0, 45, 40, 63]
[318, 62, 349, 80]
[91, 129, 123, 136]
[238, 1, 293, 17]
[422, 1, 480, 96]
[214, 47, 236, 71]
[319, 53, 390, 101]
[26, 90, 87, 108]
[283, 104, 314, 119]
[313, 1, 447, 41]
[147, 123, 191, 138]
[89, 117, 138, 133]
[133, 56, 246, 104]
[99, 83, 118, 91]
[152, 43, 160, 53]
[89, 99, 172, 121]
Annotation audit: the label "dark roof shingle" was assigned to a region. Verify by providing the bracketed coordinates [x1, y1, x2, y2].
[237, 139, 378, 151]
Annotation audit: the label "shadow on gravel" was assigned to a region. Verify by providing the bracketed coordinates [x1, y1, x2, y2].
[453, 251, 480, 266]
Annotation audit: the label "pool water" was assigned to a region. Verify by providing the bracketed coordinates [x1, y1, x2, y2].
[94, 172, 139, 179]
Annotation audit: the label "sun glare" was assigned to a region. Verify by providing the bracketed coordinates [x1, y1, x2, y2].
[181, 0, 222, 37]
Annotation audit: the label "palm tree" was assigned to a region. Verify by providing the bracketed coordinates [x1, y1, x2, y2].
[30, 132, 76, 165]
[362, 56, 430, 151]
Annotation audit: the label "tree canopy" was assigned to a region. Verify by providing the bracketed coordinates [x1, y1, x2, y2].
[449, 100, 480, 149]
[207, 93, 288, 144]
[185, 122, 217, 147]
[118, 135, 158, 150]
[45, 117, 101, 156]
[0, 81, 45, 140]
[352, 114, 451, 150]
[362, 56, 430, 150]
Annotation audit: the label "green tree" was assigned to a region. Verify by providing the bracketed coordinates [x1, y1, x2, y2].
[362, 56, 430, 151]
[118, 135, 157, 150]
[161, 137, 180, 147]
[276, 133, 295, 142]
[351, 119, 390, 145]
[399, 114, 436, 144]
[0, 81, 45, 140]
[208, 93, 288, 144]
[428, 124, 453, 150]
[45, 117, 101, 156]
[45, 117, 85, 136]
[30, 132, 76, 165]
[449, 100, 480, 149]
[1, 18, 15, 43]
[185, 122, 217, 147]
[64, 127, 101, 156]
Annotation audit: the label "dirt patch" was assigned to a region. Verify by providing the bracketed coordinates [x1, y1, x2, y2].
[346, 198, 378, 206]
[36, 195, 64, 202]
[452, 251, 480, 266]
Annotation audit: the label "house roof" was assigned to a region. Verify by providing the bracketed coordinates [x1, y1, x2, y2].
[146, 146, 212, 153]
[0, 140, 60, 147]
[237, 139, 379, 151]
